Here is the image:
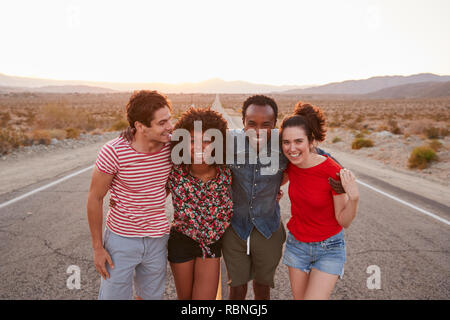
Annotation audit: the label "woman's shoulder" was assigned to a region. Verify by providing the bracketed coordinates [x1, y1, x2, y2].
[218, 164, 232, 181]
[169, 164, 188, 180]
[323, 155, 342, 175]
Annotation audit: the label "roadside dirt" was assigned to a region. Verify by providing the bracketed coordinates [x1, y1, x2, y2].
[0, 132, 118, 196]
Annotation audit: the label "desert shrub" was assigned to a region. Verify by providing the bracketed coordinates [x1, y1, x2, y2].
[38, 103, 78, 129]
[376, 124, 388, 132]
[354, 132, 365, 139]
[90, 128, 104, 135]
[31, 129, 52, 145]
[48, 129, 67, 140]
[1, 112, 11, 126]
[428, 139, 442, 152]
[332, 136, 342, 143]
[388, 119, 402, 134]
[423, 127, 442, 139]
[24, 109, 36, 125]
[65, 127, 81, 139]
[0, 128, 28, 155]
[352, 138, 374, 149]
[347, 119, 362, 130]
[408, 146, 438, 169]
[110, 119, 129, 131]
[327, 119, 341, 127]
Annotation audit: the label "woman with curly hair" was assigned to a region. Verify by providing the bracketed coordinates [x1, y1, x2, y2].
[167, 107, 233, 300]
[280, 102, 359, 300]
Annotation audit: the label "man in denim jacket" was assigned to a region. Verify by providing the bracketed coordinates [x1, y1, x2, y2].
[222, 95, 335, 300]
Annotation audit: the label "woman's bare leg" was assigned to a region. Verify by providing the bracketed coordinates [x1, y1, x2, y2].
[288, 266, 310, 300]
[191, 257, 220, 300]
[170, 260, 195, 300]
[303, 268, 338, 300]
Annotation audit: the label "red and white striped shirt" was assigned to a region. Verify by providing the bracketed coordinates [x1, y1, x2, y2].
[95, 136, 172, 238]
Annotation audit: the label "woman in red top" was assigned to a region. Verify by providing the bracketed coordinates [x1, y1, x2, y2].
[280, 102, 359, 300]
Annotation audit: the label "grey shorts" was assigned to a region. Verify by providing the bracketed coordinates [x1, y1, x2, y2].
[98, 228, 169, 300]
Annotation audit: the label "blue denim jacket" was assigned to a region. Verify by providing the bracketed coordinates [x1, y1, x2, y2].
[227, 129, 334, 241]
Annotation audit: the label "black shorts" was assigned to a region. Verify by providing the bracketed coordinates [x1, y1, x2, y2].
[167, 228, 223, 263]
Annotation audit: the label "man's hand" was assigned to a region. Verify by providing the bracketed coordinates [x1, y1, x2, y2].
[276, 189, 284, 202]
[339, 168, 359, 201]
[94, 247, 114, 280]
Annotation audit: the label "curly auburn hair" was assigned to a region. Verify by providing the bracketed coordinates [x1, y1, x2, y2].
[171, 106, 229, 164]
[126, 90, 172, 128]
[280, 101, 327, 143]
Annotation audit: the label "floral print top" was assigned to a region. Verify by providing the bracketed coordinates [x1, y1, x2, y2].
[167, 164, 233, 258]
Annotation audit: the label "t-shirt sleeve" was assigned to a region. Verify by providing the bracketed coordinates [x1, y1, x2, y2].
[95, 143, 119, 175]
[328, 158, 343, 196]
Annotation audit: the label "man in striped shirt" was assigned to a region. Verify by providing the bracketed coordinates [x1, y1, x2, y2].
[87, 90, 173, 300]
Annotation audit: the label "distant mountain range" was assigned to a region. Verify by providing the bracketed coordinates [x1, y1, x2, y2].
[283, 73, 450, 95]
[0, 72, 449, 98]
[363, 80, 450, 99]
[0, 73, 308, 94]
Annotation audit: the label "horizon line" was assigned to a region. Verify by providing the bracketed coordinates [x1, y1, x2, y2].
[1, 71, 449, 89]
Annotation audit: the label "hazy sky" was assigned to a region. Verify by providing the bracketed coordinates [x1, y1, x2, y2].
[1, 0, 449, 86]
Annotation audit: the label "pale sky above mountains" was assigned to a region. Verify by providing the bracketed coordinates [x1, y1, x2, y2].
[1, 0, 449, 86]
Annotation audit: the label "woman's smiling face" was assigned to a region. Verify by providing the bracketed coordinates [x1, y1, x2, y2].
[189, 130, 214, 164]
[281, 126, 313, 167]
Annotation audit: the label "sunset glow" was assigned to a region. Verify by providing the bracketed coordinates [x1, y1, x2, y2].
[1, 0, 449, 86]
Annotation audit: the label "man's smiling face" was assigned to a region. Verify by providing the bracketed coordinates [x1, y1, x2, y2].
[242, 104, 276, 150]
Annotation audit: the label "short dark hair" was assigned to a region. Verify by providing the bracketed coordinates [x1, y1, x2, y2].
[242, 95, 278, 123]
[126, 90, 172, 128]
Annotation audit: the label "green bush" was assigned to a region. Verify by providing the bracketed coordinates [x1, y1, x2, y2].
[351, 138, 374, 149]
[408, 146, 438, 169]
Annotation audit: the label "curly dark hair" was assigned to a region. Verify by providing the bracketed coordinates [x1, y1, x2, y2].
[171, 107, 229, 166]
[242, 95, 278, 124]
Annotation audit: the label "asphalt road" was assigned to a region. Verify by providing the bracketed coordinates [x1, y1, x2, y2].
[0, 96, 449, 300]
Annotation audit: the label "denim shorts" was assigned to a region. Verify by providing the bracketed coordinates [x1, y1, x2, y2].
[98, 228, 169, 300]
[282, 229, 346, 279]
